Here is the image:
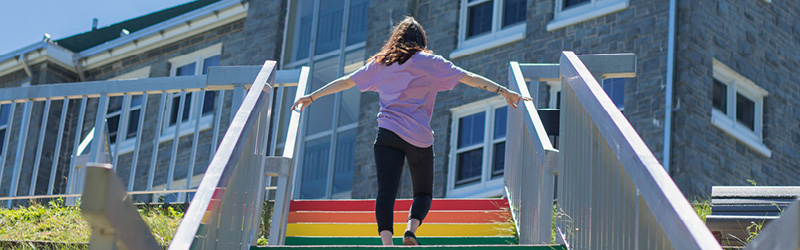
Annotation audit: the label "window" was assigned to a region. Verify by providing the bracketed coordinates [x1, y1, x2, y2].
[710, 59, 770, 157]
[547, 81, 562, 109]
[548, 0, 628, 31]
[547, 78, 624, 110]
[602, 78, 625, 110]
[0, 104, 10, 154]
[284, 0, 368, 199]
[452, 0, 527, 58]
[285, 0, 368, 65]
[448, 97, 508, 198]
[105, 95, 144, 144]
[164, 44, 221, 136]
[104, 67, 151, 154]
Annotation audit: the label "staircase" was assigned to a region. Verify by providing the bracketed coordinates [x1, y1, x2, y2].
[252, 198, 564, 249]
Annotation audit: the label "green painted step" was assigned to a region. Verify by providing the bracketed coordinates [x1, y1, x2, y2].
[252, 245, 566, 250]
[285, 236, 518, 245]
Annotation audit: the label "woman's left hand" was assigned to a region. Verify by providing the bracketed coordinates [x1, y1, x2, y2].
[503, 91, 532, 109]
[291, 95, 314, 111]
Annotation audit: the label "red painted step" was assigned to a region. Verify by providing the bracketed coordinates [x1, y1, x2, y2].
[289, 198, 509, 212]
[288, 210, 509, 223]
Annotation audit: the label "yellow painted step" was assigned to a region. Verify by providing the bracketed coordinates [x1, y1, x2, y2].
[286, 223, 515, 237]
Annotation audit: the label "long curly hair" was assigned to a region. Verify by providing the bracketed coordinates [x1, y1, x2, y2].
[370, 16, 431, 66]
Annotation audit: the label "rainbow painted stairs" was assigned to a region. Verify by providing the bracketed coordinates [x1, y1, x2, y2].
[252, 198, 565, 249]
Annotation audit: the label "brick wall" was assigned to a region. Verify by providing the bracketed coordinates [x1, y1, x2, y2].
[670, 0, 800, 198]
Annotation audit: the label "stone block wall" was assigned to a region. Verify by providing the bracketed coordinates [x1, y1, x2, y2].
[671, 0, 800, 198]
[351, 0, 671, 199]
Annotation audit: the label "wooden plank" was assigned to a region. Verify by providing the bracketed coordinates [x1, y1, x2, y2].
[288, 210, 510, 224]
[289, 199, 509, 212]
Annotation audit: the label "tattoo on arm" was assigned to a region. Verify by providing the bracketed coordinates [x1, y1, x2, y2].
[481, 86, 488, 91]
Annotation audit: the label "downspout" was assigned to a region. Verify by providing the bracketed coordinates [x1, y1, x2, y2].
[663, 0, 677, 173]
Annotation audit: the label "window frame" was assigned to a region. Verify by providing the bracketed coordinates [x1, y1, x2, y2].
[105, 66, 151, 155]
[447, 97, 508, 198]
[710, 59, 770, 157]
[451, 0, 527, 59]
[547, 0, 628, 31]
[281, 0, 369, 200]
[547, 81, 562, 109]
[162, 44, 221, 139]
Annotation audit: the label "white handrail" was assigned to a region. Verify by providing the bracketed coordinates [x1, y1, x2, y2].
[557, 51, 721, 249]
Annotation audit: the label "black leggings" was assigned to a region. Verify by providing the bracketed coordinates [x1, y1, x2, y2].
[373, 128, 434, 234]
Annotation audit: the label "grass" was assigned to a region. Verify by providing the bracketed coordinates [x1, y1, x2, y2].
[0, 199, 274, 248]
[0, 199, 183, 248]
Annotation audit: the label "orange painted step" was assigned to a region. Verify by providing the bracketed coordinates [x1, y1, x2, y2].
[288, 210, 509, 224]
[289, 198, 509, 212]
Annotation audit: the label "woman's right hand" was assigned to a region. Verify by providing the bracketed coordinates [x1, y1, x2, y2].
[291, 95, 314, 111]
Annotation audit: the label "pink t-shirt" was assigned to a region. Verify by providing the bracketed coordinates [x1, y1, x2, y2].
[349, 52, 466, 148]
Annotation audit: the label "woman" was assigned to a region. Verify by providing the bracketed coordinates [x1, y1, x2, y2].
[291, 16, 530, 245]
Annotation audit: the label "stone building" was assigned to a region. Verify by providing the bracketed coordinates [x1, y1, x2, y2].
[0, 0, 797, 201]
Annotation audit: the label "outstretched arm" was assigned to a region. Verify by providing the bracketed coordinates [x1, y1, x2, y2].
[459, 71, 532, 109]
[291, 76, 356, 111]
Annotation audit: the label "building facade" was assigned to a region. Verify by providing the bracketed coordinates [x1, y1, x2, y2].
[0, 0, 797, 201]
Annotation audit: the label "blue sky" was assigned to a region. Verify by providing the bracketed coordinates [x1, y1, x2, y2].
[0, 0, 195, 55]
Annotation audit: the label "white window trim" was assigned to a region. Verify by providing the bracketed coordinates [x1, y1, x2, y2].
[110, 66, 151, 80]
[451, 0, 526, 59]
[710, 59, 770, 157]
[547, 0, 628, 31]
[547, 81, 562, 109]
[162, 44, 222, 139]
[447, 96, 507, 198]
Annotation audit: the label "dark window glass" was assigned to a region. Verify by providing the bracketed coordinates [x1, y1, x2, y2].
[130, 95, 143, 107]
[0, 129, 5, 153]
[176, 63, 196, 76]
[602, 78, 625, 110]
[107, 115, 120, 143]
[170, 93, 193, 125]
[202, 55, 221, 75]
[127, 109, 140, 140]
[299, 137, 330, 199]
[315, 0, 344, 55]
[347, 0, 369, 45]
[494, 107, 507, 139]
[0, 104, 10, 125]
[712, 79, 727, 113]
[556, 91, 562, 109]
[467, 1, 493, 38]
[456, 148, 483, 185]
[736, 93, 755, 130]
[502, 0, 526, 28]
[492, 142, 505, 177]
[107, 96, 123, 113]
[563, 0, 590, 9]
[458, 112, 486, 148]
[202, 91, 216, 114]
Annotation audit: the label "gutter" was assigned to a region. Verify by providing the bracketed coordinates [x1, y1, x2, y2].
[663, 0, 677, 173]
